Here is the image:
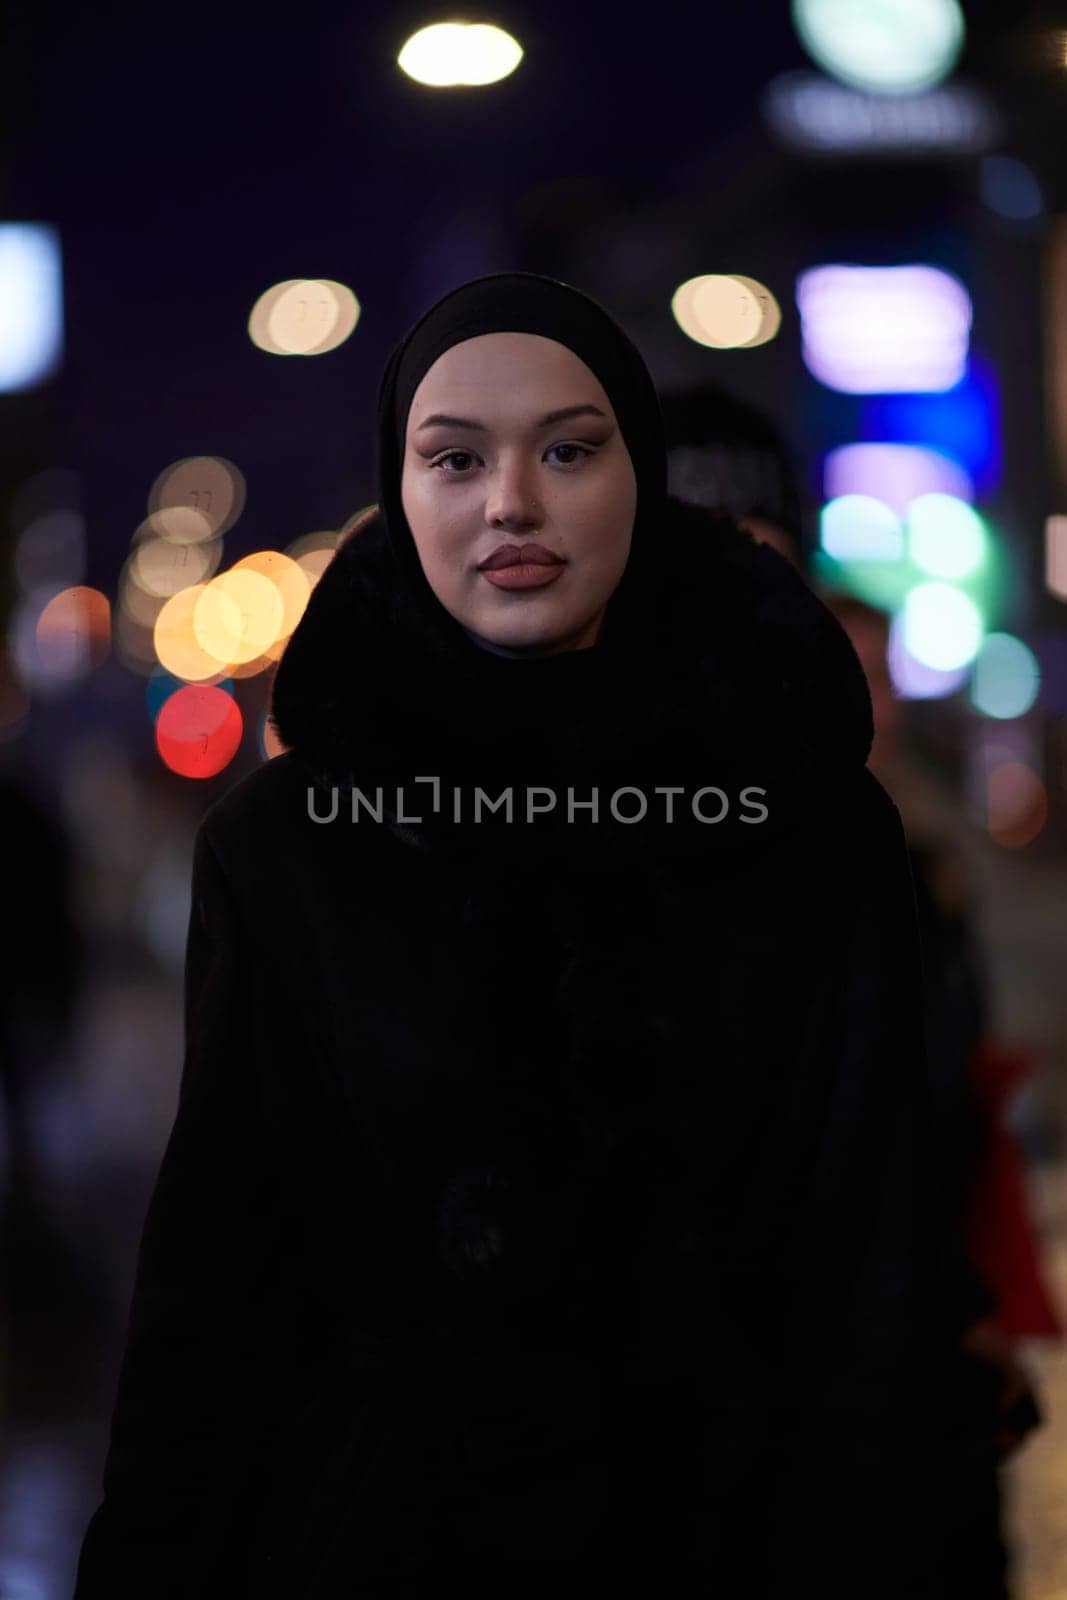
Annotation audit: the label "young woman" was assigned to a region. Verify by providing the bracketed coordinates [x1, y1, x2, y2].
[75, 272, 972, 1597]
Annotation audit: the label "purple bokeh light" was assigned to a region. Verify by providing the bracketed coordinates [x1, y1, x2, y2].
[796, 264, 972, 394]
[823, 442, 974, 516]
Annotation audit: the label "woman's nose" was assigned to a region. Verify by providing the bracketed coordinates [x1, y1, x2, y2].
[484, 458, 542, 529]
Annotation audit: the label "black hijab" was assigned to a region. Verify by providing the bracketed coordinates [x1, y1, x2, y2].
[349, 269, 700, 861]
[374, 269, 669, 661]
[347, 269, 825, 871]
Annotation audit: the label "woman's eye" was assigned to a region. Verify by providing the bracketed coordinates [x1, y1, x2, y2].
[432, 450, 477, 474]
[547, 443, 593, 466]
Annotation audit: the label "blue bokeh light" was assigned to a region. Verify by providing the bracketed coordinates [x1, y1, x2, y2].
[859, 354, 1001, 497]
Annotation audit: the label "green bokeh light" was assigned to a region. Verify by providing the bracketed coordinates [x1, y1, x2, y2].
[908, 493, 986, 579]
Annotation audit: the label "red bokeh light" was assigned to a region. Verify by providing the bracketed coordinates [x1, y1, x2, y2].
[155, 683, 243, 778]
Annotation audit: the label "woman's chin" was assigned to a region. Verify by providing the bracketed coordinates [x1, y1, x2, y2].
[460, 613, 577, 658]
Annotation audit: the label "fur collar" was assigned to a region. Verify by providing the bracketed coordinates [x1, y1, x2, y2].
[267, 500, 878, 1298]
[268, 496, 873, 844]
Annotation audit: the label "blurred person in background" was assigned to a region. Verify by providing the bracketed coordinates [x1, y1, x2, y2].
[659, 376, 1049, 1594]
[660, 381, 807, 571]
[76, 274, 983, 1598]
[825, 592, 1062, 1465]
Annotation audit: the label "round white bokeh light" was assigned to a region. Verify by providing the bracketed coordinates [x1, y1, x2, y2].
[903, 582, 983, 672]
[791, 0, 965, 96]
[907, 493, 986, 579]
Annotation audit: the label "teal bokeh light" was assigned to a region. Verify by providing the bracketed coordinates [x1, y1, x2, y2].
[971, 633, 1041, 720]
[791, 0, 965, 96]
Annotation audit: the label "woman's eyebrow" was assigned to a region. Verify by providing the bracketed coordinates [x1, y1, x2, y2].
[415, 403, 609, 434]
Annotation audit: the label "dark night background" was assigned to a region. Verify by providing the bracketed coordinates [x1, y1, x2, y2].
[2, 3, 1067, 1594]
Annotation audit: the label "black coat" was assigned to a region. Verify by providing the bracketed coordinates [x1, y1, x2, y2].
[75, 498, 974, 1598]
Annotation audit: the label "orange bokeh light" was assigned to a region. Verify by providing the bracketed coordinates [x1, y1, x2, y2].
[35, 586, 111, 679]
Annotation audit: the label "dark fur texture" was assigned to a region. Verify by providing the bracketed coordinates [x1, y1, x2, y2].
[269, 497, 876, 1302]
[269, 495, 874, 815]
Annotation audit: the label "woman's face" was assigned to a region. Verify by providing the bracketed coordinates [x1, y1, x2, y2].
[401, 332, 637, 657]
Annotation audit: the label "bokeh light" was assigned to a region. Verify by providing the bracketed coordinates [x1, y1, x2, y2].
[147, 456, 245, 542]
[155, 683, 243, 779]
[907, 493, 986, 579]
[971, 633, 1041, 719]
[146, 664, 231, 723]
[286, 526, 349, 586]
[0, 224, 63, 391]
[861, 355, 1001, 496]
[902, 581, 983, 670]
[11, 469, 84, 593]
[796, 264, 972, 393]
[980, 155, 1043, 222]
[193, 569, 284, 667]
[290, 543, 339, 585]
[1045, 515, 1067, 600]
[986, 762, 1047, 848]
[398, 22, 523, 87]
[672, 274, 781, 349]
[15, 586, 110, 692]
[15, 508, 86, 592]
[118, 561, 167, 628]
[791, 0, 965, 96]
[762, 70, 998, 154]
[249, 280, 360, 356]
[887, 613, 969, 699]
[129, 535, 222, 598]
[814, 496, 1005, 621]
[154, 585, 230, 682]
[232, 551, 310, 640]
[114, 608, 161, 676]
[820, 495, 904, 562]
[823, 442, 973, 515]
[225, 551, 312, 672]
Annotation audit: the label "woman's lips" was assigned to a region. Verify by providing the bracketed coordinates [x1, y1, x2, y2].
[480, 563, 566, 590]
